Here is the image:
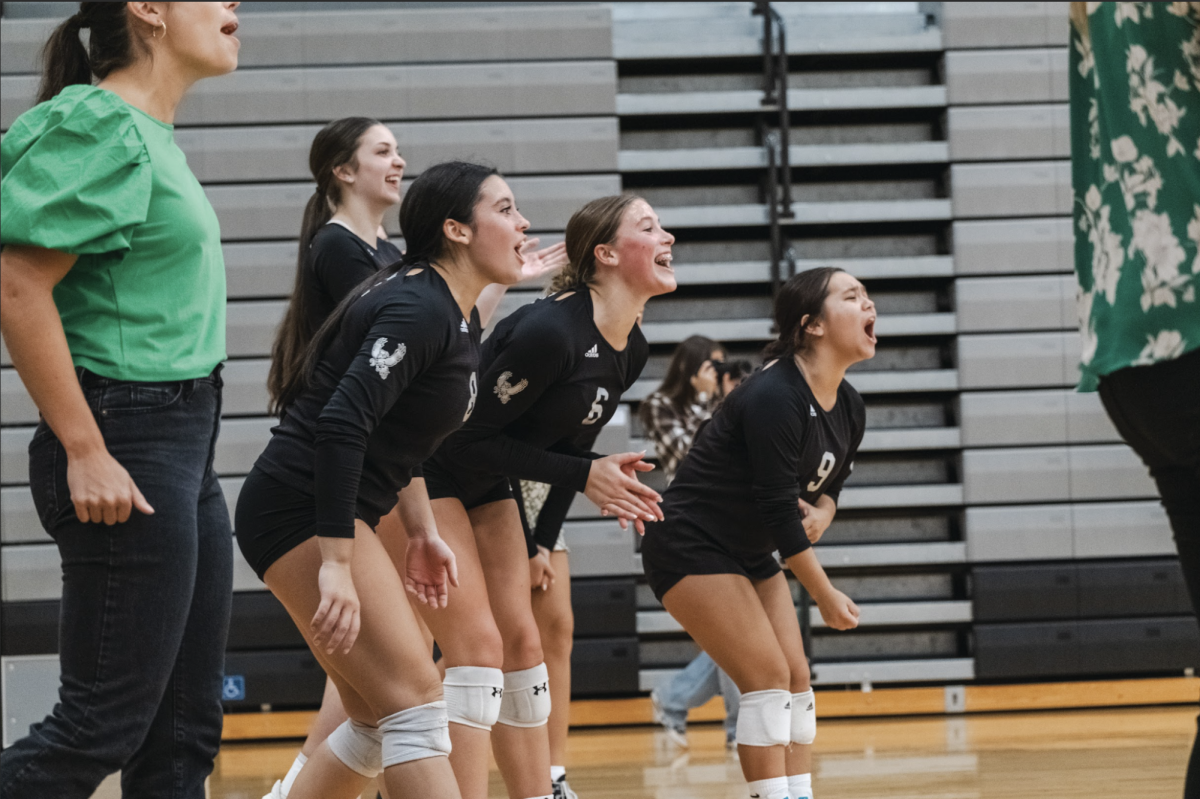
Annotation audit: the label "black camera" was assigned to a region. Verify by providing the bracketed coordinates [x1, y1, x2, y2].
[713, 359, 754, 381]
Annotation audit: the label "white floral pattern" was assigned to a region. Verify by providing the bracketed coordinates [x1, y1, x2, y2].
[1077, 288, 1099, 366]
[1078, 185, 1126, 304]
[1128, 209, 1189, 309]
[1127, 44, 1189, 156]
[1134, 329, 1186, 364]
[1071, 3, 1200, 390]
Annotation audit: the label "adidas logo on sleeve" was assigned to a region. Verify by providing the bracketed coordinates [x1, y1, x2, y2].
[584, 344, 599, 358]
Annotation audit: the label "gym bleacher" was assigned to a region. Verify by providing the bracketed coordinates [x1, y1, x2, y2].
[1, 1, 1194, 744]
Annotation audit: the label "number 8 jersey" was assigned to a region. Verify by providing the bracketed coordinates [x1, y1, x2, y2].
[426, 288, 649, 498]
[644, 356, 865, 565]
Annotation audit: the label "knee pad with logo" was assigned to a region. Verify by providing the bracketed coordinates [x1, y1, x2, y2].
[444, 665, 505, 731]
[496, 663, 551, 728]
[735, 689, 792, 748]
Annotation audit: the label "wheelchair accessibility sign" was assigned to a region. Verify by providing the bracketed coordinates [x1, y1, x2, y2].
[222, 675, 246, 701]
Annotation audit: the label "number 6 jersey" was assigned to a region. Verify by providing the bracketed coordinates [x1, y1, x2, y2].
[427, 288, 648, 495]
[646, 357, 865, 563]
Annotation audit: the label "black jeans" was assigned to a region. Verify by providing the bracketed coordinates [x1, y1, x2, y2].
[0, 367, 233, 799]
[1098, 348, 1200, 799]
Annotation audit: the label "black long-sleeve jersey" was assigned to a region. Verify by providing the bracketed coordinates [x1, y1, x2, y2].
[642, 358, 865, 566]
[512, 425, 601, 551]
[428, 287, 648, 496]
[306, 222, 402, 330]
[256, 265, 480, 538]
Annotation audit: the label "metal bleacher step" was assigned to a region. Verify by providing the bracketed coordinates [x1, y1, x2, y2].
[616, 30, 942, 60]
[616, 85, 946, 117]
[612, 2, 938, 60]
[639, 657, 975, 692]
[656, 199, 952, 229]
[0, 6, 613, 75]
[627, 541, 966, 582]
[623, 368, 958, 403]
[637, 600, 972, 635]
[640, 312, 955, 345]
[631, 426, 962, 456]
[668, 255, 953, 285]
[619, 141, 949, 172]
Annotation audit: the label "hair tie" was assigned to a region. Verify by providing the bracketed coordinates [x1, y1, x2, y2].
[69, 13, 90, 29]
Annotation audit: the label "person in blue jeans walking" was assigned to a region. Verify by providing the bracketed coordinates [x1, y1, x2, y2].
[0, 4, 243, 798]
[640, 337, 753, 747]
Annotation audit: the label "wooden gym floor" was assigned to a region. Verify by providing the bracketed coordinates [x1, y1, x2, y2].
[89, 704, 1197, 798]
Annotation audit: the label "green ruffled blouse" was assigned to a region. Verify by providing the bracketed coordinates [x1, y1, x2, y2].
[1, 84, 226, 382]
[1070, 3, 1200, 391]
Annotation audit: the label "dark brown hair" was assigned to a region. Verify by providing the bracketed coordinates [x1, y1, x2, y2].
[271, 161, 498, 414]
[267, 117, 383, 414]
[37, 3, 144, 104]
[762, 267, 845, 361]
[639, 335, 723, 432]
[548, 194, 642, 294]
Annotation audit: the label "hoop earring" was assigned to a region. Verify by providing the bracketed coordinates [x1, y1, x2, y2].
[154, 21, 167, 40]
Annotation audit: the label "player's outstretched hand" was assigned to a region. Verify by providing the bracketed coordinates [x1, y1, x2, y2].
[816, 588, 860, 631]
[518, 238, 568, 281]
[404, 534, 460, 609]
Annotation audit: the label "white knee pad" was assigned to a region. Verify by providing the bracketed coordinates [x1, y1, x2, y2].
[326, 719, 383, 778]
[496, 663, 551, 728]
[790, 689, 816, 745]
[379, 700, 452, 768]
[444, 666, 505, 730]
[735, 689, 792, 748]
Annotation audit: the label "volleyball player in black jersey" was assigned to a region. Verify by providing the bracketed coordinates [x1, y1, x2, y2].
[234, 162, 529, 799]
[641, 267, 875, 799]
[259, 119, 567, 799]
[408, 195, 675, 799]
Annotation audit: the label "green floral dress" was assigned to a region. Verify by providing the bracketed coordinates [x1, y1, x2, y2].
[1070, 2, 1200, 391]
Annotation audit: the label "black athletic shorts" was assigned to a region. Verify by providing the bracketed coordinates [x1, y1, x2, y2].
[422, 460, 514, 509]
[640, 520, 782, 603]
[235, 466, 378, 580]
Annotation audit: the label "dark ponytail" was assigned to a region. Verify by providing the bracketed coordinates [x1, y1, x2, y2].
[267, 117, 382, 414]
[762, 267, 845, 361]
[38, 3, 140, 105]
[272, 160, 499, 413]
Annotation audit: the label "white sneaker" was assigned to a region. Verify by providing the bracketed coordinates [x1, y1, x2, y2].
[262, 779, 285, 799]
[553, 774, 579, 799]
[649, 690, 688, 748]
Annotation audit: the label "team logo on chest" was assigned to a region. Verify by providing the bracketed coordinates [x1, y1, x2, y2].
[493, 371, 528, 404]
[463, 372, 478, 421]
[369, 337, 406, 379]
[581, 387, 609, 425]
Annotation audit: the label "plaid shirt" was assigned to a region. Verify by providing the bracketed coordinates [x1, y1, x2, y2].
[642, 391, 714, 483]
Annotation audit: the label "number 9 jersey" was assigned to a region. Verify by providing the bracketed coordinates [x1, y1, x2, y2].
[641, 356, 865, 595]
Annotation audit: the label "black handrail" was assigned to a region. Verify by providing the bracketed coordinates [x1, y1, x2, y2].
[755, 1, 808, 662]
[753, 1, 795, 295]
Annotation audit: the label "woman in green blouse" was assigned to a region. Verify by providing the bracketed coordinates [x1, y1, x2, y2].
[0, 4, 241, 797]
[1070, 4, 1200, 796]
